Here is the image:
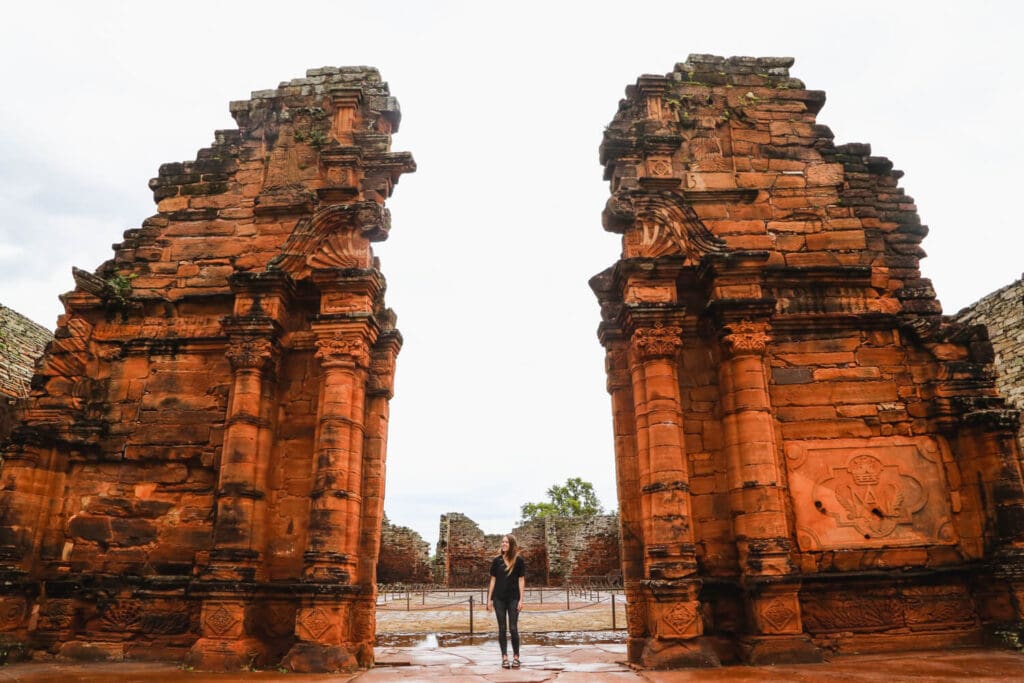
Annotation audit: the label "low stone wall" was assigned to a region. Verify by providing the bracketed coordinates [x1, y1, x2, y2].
[435, 512, 621, 588]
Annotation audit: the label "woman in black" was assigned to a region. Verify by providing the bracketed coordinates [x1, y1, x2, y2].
[486, 534, 525, 669]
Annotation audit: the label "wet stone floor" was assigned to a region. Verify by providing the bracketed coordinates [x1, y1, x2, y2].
[1, 646, 1023, 682]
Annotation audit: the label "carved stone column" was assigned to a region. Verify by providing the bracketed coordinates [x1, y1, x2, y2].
[349, 331, 400, 663]
[188, 334, 278, 669]
[284, 326, 373, 672]
[604, 340, 647, 663]
[628, 322, 711, 667]
[718, 320, 820, 663]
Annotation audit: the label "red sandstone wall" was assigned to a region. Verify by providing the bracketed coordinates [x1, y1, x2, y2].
[593, 54, 1024, 668]
[0, 66, 414, 673]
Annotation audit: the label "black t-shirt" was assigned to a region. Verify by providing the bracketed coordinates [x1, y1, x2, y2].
[489, 555, 525, 601]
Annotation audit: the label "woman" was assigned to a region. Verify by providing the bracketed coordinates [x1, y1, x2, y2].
[486, 534, 525, 669]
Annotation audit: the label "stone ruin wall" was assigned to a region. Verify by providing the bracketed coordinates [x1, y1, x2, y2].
[376, 515, 432, 584]
[954, 277, 1024, 453]
[0, 306, 53, 443]
[0, 305, 53, 399]
[594, 55, 1024, 668]
[0, 67, 414, 673]
[435, 512, 621, 588]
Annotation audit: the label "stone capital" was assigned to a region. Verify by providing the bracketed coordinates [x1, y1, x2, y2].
[315, 332, 370, 369]
[721, 320, 770, 357]
[631, 323, 683, 359]
[225, 338, 276, 370]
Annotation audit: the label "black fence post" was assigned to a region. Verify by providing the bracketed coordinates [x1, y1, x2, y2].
[469, 595, 474, 636]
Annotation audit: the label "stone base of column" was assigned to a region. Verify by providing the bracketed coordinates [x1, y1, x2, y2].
[638, 636, 721, 668]
[282, 641, 361, 673]
[186, 635, 268, 671]
[738, 633, 823, 665]
[186, 595, 268, 671]
[282, 595, 370, 673]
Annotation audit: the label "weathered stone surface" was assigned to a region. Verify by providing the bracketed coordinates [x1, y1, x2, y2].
[376, 514, 432, 585]
[954, 276, 1024, 456]
[0, 67, 413, 672]
[593, 55, 1024, 668]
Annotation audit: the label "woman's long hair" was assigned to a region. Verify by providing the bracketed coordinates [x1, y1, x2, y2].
[502, 534, 520, 576]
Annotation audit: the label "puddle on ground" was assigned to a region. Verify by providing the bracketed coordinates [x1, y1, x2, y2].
[376, 630, 626, 649]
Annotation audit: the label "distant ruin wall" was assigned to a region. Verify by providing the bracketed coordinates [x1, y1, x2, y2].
[954, 277, 1024, 410]
[435, 512, 621, 588]
[0, 304, 52, 398]
[376, 515, 432, 584]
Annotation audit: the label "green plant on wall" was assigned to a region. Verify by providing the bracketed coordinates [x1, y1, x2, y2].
[104, 272, 137, 307]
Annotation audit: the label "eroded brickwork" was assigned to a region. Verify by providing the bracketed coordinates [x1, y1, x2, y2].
[593, 55, 1024, 668]
[376, 514, 432, 584]
[0, 67, 414, 673]
[434, 513, 620, 588]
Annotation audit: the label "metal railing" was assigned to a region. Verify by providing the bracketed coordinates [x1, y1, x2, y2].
[375, 582, 626, 636]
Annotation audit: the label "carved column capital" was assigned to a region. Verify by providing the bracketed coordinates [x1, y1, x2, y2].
[721, 320, 770, 357]
[225, 338, 276, 370]
[630, 323, 683, 359]
[315, 332, 370, 369]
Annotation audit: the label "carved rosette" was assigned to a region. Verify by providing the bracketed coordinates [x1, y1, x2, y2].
[631, 323, 683, 360]
[315, 333, 370, 369]
[721, 320, 770, 357]
[225, 338, 276, 371]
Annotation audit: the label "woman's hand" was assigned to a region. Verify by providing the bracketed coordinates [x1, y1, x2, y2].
[517, 598, 523, 612]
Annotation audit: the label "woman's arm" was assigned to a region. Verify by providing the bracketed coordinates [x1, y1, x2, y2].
[486, 575, 495, 611]
[517, 574, 525, 612]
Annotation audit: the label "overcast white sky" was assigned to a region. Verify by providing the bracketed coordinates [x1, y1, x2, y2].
[1, 1, 1021, 552]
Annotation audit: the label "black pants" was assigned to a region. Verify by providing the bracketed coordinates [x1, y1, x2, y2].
[492, 598, 520, 656]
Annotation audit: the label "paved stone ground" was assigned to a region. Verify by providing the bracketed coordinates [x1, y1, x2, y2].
[1, 647, 1022, 681]
[2, 592, 1022, 680]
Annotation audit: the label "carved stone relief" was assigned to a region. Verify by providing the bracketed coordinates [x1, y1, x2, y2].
[786, 437, 957, 550]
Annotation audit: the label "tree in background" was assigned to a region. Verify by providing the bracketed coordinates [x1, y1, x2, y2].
[519, 477, 604, 522]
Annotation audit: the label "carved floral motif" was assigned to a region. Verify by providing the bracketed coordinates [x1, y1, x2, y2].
[662, 601, 698, 636]
[298, 606, 333, 640]
[631, 323, 682, 359]
[722, 320, 770, 356]
[99, 599, 142, 632]
[759, 597, 797, 633]
[315, 333, 370, 368]
[0, 598, 26, 632]
[225, 338, 275, 370]
[204, 605, 237, 636]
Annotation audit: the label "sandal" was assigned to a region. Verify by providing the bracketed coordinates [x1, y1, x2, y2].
[501, 657, 510, 669]
[511, 657, 521, 668]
